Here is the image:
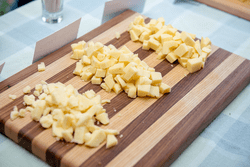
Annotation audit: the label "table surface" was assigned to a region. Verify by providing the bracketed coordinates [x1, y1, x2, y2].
[0, 0, 250, 166]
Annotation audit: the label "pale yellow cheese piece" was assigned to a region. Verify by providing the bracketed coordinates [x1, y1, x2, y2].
[10, 111, 19, 120]
[71, 49, 85, 60]
[77, 113, 91, 127]
[82, 55, 91, 65]
[114, 75, 127, 88]
[142, 40, 150, 50]
[74, 126, 88, 144]
[201, 37, 211, 48]
[81, 72, 94, 81]
[166, 52, 178, 63]
[123, 66, 138, 82]
[91, 76, 102, 84]
[115, 32, 120, 39]
[162, 41, 178, 54]
[128, 85, 137, 98]
[96, 113, 110, 125]
[101, 83, 111, 93]
[38, 62, 46, 72]
[202, 46, 211, 54]
[137, 85, 150, 97]
[23, 86, 31, 94]
[174, 43, 188, 57]
[109, 63, 124, 75]
[194, 40, 202, 56]
[23, 95, 35, 105]
[187, 58, 202, 73]
[129, 29, 139, 41]
[148, 38, 160, 51]
[62, 130, 73, 142]
[73, 62, 83, 75]
[38, 93, 47, 100]
[104, 74, 115, 90]
[181, 31, 195, 47]
[85, 130, 106, 147]
[106, 134, 118, 149]
[31, 100, 46, 121]
[113, 83, 122, 94]
[139, 31, 151, 42]
[161, 34, 173, 44]
[150, 72, 162, 86]
[19, 109, 26, 118]
[159, 83, 171, 94]
[40, 114, 53, 128]
[148, 86, 160, 98]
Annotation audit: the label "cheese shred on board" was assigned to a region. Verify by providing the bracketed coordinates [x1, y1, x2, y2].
[128, 15, 212, 73]
[11, 81, 119, 148]
[70, 41, 171, 98]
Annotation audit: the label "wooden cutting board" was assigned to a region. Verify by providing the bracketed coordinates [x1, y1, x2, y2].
[196, 0, 250, 21]
[0, 10, 250, 167]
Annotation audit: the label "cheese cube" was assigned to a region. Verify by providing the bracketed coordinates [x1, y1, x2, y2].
[152, 22, 163, 33]
[81, 72, 94, 81]
[174, 43, 188, 57]
[38, 93, 47, 100]
[19, 109, 26, 117]
[153, 26, 168, 40]
[91, 76, 102, 84]
[120, 45, 132, 54]
[62, 114, 75, 129]
[129, 29, 139, 41]
[187, 58, 202, 73]
[78, 95, 94, 111]
[181, 31, 195, 47]
[109, 50, 122, 60]
[201, 37, 211, 48]
[23, 95, 35, 105]
[101, 83, 111, 93]
[10, 111, 19, 120]
[74, 126, 88, 144]
[31, 100, 46, 121]
[166, 27, 177, 36]
[166, 52, 178, 63]
[132, 25, 143, 36]
[77, 113, 91, 127]
[173, 32, 181, 41]
[96, 113, 110, 125]
[85, 130, 106, 147]
[200, 51, 208, 62]
[40, 114, 53, 128]
[123, 66, 138, 82]
[183, 46, 194, 58]
[202, 47, 211, 54]
[142, 40, 150, 50]
[113, 84, 122, 94]
[119, 53, 131, 65]
[73, 62, 83, 75]
[106, 135, 118, 149]
[114, 75, 126, 88]
[128, 85, 137, 98]
[137, 85, 150, 97]
[161, 34, 173, 44]
[104, 129, 119, 135]
[159, 83, 171, 94]
[148, 86, 160, 98]
[139, 31, 151, 42]
[71, 43, 84, 51]
[82, 56, 91, 65]
[26, 106, 34, 113]
[23, 86, 31, 94]
[191, 53, 199, 59]
[94, 42, 104, 52]
[97, 53, 105, 62]
[109, 63, 124, 75]
[84, 132, 91, 143]
[162, 41, 178, 54]
[95, 69, 106, 78]
[92, 96, 102, 105]
[38, 62, 45, 72]
[148, 38, 160, 51]
[104, 74, 115, 90]
[135, 76, 152, 88]
[43, 107, 51, 116]
[150, 72, 162, 85]
[51, 108, 64, 121]
[86, 41, 95, 56]
[71, 49, 85, 60]
[194, 40, 202, 56]
[133, 15, 144, 25]
[62, 130, 73, 142]
[157, 52, 165, 59]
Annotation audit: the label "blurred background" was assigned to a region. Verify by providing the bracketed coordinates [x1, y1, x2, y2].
[0, 0, 33, 16]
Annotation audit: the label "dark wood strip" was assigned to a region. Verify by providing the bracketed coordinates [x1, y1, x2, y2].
[106, 31, 131, 48]
[136, 59, 250, 167]
[0, 9, 136, 94]
[80, 48, 231, 167]
[46, 141, 76, 167]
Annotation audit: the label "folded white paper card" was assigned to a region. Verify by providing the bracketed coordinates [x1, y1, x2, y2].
[33, 18, 81, 63]
[0, 63, 5, 74]
[102, 0, 145, 24]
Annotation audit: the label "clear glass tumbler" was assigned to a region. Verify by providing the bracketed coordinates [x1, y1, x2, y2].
[41, 0, 64, 23]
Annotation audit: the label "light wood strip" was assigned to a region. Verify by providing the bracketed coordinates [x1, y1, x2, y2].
[107, 53, 245, 167]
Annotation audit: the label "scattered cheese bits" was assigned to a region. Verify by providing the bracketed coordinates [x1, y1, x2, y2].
[115, 32, 120, 39]
[128, 15, 212, 73]
[71, 41, 171, 98]
[9, 94, 17, 100]
[23, 86, 31, 94]
[10, 81, 119, 149]
[38, 62, 46, 72]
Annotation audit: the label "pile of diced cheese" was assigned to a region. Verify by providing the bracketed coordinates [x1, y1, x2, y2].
[128, 15, 212, 73]
[71, 41, 171, 98]
[10, 81, 119, 148]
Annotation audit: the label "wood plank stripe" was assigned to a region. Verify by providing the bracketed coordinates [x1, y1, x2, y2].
[137, 58, 250, 166]
[0, 10, 136, 94]
[61, 47, 221, 166]
[106, 54, 245, 167]
[79, 48, 229, 167]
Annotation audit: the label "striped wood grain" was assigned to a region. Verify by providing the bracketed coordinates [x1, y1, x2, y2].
[0, 10, 250, 167]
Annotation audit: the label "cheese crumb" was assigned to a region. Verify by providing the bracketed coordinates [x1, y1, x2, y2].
[23, 86, 31, 94]
[9, 94, 17, 100]
[10, 111, 19, 120]
[115, 32, 120, 39]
